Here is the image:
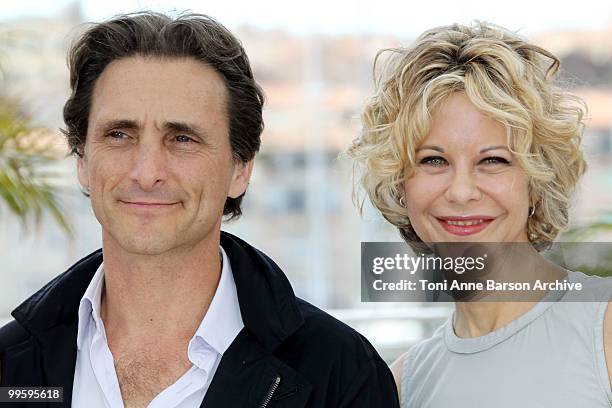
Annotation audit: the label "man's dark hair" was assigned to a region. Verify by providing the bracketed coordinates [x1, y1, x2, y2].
[63, 11, 264, 220]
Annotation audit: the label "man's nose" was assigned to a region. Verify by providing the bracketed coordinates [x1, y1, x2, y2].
[127, 138, 167, 191]
[444, 167, 482, 205]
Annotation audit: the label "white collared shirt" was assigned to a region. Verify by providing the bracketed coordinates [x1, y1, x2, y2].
[72, 247, 244, 408]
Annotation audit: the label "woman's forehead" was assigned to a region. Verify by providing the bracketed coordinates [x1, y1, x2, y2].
[419, 97, 509, 151]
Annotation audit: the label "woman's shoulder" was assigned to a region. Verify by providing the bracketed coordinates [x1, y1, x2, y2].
[559, 271, 612, 303]
[391, 319, 449, 402]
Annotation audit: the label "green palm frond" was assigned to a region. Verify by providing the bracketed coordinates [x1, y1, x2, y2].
[562, 211, 612, 242]
[0, 98, 73, 237]
[555, 211, 612, 276]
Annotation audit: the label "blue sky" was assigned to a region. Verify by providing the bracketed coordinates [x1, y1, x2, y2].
[2, 0, 611, 37]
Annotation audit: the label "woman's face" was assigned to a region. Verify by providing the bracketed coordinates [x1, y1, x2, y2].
[403, 92, 531, 243]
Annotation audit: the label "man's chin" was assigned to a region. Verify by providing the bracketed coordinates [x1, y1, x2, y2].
[113, 238, 177, 256]
[102, 225, 180, 256]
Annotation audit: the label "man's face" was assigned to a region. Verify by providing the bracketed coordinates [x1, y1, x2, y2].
[77, 56, 252, 255]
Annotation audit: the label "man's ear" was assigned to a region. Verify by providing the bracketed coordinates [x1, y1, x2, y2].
[228, 159, 254, 199]
[76, 153, 90, 192]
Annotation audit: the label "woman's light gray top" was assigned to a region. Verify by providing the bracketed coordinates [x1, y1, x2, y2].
[400, 271, 612, 408]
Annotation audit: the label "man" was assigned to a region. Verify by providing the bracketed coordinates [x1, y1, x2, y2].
[0, 12, 399, 408]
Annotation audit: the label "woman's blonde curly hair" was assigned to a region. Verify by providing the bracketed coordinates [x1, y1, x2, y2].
[347, 21, 588, 251]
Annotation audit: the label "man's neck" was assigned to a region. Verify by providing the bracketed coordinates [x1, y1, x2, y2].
[99, 230, 222, 345]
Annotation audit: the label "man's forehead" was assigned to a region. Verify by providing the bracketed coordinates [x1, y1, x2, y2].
[87, 56, 229, 130]
[90, 56, 228, 109]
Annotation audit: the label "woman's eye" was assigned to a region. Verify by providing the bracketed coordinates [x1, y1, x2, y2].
[420, 156, 447, 167]
[481, 156, 510, 165]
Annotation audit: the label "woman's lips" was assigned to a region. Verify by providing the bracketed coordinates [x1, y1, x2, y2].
[436, 217, 494, 236]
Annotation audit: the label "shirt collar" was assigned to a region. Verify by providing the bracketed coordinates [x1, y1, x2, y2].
[191, 246, 244, 355]
[76, 261, 105, 350]
[75, 246, 244, 355]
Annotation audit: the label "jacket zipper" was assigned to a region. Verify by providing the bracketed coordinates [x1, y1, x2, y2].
[259, 374, 281, 408]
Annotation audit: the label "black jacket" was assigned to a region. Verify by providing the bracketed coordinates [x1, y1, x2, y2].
[0, 231, 399, 407]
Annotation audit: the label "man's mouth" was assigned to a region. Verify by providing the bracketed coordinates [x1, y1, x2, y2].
[119, 200, 181, 210]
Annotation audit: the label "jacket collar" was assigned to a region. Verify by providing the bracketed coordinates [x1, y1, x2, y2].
[11, 248, 102, 338]
[12, 231, 305, 353]
[220, 232, 305, 351]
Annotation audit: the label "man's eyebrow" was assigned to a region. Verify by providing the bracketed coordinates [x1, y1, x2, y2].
[415, 145, 510, 153]
[93, 119, 208, 138]
[96, 119, 140, 133]
[164, 121, 208, 138]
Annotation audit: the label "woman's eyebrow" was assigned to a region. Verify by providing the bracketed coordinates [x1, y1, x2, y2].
[480, 145, 509, 153]
[415, 145, 444, 153]
[415, 145, 510, 153]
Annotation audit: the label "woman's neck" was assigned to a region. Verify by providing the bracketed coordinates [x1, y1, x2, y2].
[452, 249, 568, 338]
[453, 301, 536, 338]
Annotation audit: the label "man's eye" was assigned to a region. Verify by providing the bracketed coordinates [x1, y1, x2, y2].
[420, 156, 447, 167]
[107, 130, 128, 139]
[481, 156, 510, 165]
[175, 135, 194, 143]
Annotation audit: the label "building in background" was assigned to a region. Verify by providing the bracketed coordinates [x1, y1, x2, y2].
[0, 5, 610, 358]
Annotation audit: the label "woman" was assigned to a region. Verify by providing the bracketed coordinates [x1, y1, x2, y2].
[348, 22, 612, 406]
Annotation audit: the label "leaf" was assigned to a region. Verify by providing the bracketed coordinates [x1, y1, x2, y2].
[562, 211, 612, 241]
[0, 95, 73, 237]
